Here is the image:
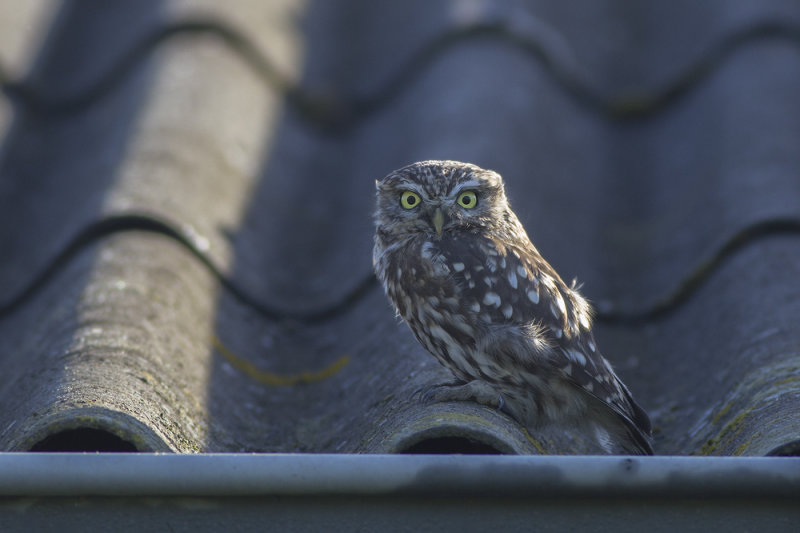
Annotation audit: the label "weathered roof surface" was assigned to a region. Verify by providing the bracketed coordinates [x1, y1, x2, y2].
[0, 0, 799, 456]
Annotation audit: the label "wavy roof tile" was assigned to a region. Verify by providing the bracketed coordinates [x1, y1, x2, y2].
[0, 0, 798, 456]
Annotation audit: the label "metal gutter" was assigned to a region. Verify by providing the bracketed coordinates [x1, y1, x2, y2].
[0, 454, 798, 497]
[1, 454, 798, 532]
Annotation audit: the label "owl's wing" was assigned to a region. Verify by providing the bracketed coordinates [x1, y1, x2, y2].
[483, 326, 653, 454]
[434, 230, 585, 336]
[551, 334, 654, 454]
[437, 231, 652, 452]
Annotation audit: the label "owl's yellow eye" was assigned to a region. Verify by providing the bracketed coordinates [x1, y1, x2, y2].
[457, 190, 478, 209]
[400, 191, 421, 209]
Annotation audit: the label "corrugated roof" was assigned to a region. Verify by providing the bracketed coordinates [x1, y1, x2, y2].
[0, 0, 799, 456]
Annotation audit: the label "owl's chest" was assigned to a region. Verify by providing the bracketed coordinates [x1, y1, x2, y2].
[388, 234, 539, 328]
[379, 238, 483, 378]
[380, 238, 461, 319]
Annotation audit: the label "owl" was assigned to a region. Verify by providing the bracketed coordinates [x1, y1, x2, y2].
[373, 160, 653, 455]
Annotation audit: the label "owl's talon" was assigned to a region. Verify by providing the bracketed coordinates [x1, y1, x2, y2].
[420, 388, 436, 405]
[417, 382, 457, 405]
[416, 380, 503, 410]
[411, 386, 423, 401]
[412, 382, 454, 404]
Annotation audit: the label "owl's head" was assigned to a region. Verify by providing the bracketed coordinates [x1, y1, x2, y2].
[374, 160, 510, 239]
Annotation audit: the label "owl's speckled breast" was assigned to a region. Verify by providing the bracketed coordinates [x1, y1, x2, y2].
[375, 233, 484, 381]
[378, 234, 462, 320]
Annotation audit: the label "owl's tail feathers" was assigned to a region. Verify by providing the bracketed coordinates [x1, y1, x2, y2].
[619, 418, 655, 455]
[588, 387, 654, 455]
[619, 384, 655, 455]
[593, 375, 654, 455]
[591, 410, 654, 455]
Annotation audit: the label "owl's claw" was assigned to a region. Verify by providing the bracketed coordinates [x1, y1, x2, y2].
[415, 380, 504, 410]
[413, 381, 461, 404]
[420, 387, 438, 405]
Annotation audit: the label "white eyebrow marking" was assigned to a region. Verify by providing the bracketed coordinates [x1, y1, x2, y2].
[449, 180, 481, 196]
[394, 180, 433, 202]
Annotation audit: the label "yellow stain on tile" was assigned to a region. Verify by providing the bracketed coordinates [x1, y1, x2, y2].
[211, 334, 349, 386]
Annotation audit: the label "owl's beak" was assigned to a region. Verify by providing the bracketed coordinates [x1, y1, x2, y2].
[432, 207, 444, 238]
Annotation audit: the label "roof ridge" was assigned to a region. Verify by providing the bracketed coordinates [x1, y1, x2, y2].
[3, 212, 798, 327]
[2, 18, 799, 127]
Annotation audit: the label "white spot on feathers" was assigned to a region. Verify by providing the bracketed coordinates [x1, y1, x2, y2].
[565, 349, 587, 366]
[554, 292, 567, 316]
[507, 270, 518, 289]
[483, 292, 501, 307]
[527, 289, 539, 304]
[421, 241, 434, 260]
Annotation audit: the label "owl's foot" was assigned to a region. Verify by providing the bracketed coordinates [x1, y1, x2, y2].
[418, 380, 505, 410]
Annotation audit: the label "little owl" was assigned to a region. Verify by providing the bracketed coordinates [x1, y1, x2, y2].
[373, 160, 653, 455]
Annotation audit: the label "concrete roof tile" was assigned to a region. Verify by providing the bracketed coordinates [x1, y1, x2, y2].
[1, 0, 798, 455]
